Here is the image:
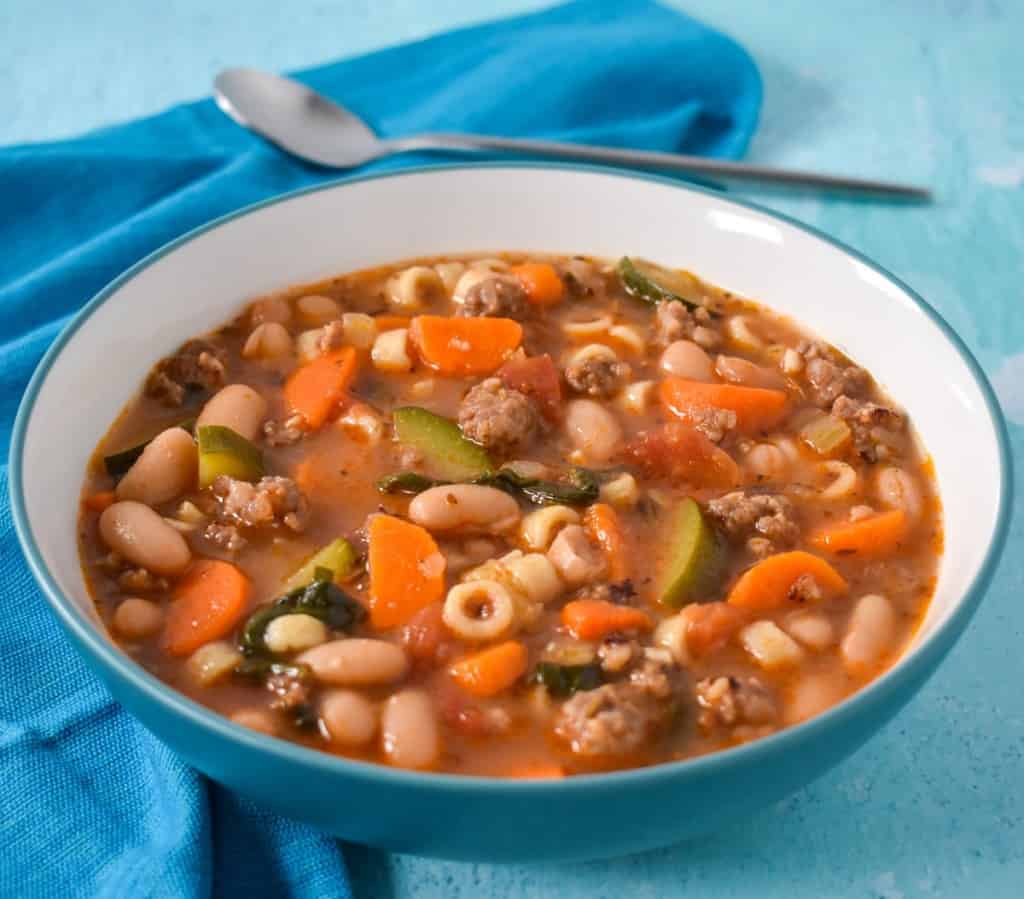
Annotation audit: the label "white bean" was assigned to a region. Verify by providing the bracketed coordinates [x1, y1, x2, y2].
[715, 354, 786, 389]
[298, 639, 409, 686]
[243, 322, 292, 360]
[784, 671, 846, 724]
[112, 597, 163, 639]
[547, 524, 606, 587]
[565, 399, 622, 463]
[409, 484, 520, 534]
[784, 612, 835, 651]
[196, 384, 268, 442]
[263, 613, 328, 654]
[744, 443, 789, 482]
[116, 427, 198, 506]
[250, 295, 291, 326]
[296, 294, 341, 325]
[841, 594, 895, 674]
[99, 501, 192, 576]
[876, 466, 923, 523]
[443, 580, 516, 641]
[381, 689, 441, 770]
[660, 340, 714, 381]
[320, 689, 378, 746]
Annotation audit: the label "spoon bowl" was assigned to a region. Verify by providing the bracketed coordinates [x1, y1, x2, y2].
[215, 68, 384, 168]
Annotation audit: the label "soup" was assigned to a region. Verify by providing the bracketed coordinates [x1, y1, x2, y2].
[78, 254, 941, 777]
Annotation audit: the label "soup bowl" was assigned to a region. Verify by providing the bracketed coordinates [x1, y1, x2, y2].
[10, 164, 1011, 862]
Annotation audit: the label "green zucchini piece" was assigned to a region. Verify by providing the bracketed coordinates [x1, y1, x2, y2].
[281, 538, 357, 592]
[618, 257, 699, 311]
[392, 406, 493, 480]
[197, 424, 264, 488]
[658, 497, 728, 608]
[103, 418, 195, 480]
[533, 661, 604, 696]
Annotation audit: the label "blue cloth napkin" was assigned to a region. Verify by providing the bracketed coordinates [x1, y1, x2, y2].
[0, 2, 760, 896]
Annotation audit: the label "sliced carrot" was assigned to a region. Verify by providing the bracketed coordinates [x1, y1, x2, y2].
[727, 551, 847, 612]
[624, 422, 741, 488]
[503, 761, 566, 780]
[809, 509, 908, 558]
[375, 315, 411, 332]
[561, 599, 653, 641]
[163, 560, 251, 657]
[682, 601, 749, 658]
[583, 503, 629, 581]
[83, 491, 116, 513]
[510, 262, 565, 306]
[660, 377, 789, 434]
[449, 641, 529, 697]
[283, 346, 358, 430]
[368, 514, 446, 629]
[410, 315, 523, 376]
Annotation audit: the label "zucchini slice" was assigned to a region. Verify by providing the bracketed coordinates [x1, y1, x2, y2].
[658, 498, 728, 608]
[392, 406, 493, 480]
[618, 257, 700, 310]
[197, 424, 264, 487]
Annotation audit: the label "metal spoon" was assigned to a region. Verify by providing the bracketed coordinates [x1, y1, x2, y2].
[214, 67, 930, 200]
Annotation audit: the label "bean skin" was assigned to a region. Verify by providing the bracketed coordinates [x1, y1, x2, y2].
[381, 689, 441, 770]
[320, 690, 378, 746]
[298, 639, 409, 686]
[409, 484, 520, 534]
[196, 384, 268, 442]
[564, 399, 622, 463]
[99, 501, 192, 576]
[115, 427, 197, 506]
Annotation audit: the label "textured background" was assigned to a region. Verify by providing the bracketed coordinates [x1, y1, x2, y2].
[3, 1, 1023, 896]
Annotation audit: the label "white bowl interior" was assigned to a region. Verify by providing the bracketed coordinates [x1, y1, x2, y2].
[20, 167, 1002, 657]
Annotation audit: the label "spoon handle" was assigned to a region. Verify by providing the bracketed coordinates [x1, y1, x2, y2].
[392, 133, 931, 200]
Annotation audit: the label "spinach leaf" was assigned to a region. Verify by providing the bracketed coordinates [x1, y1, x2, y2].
[533, 661, 604, 696]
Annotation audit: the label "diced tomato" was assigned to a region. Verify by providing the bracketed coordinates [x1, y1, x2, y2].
[398, 602, 454, 666]
[498, 354, 563, 420]
[623, 422, 740, 488]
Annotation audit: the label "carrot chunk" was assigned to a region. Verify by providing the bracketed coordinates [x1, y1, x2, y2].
[410, 315, 523, 376]
[809, 509, 908, 557]
[283, 347, 358, 430]
[449, 641, 529, 697]
[727, 550, 847, 612]
[583, 503, 629, 581]
[561, 599, 653, 641]
[510, 263, 565, 306]
[682, 601, 749, 658]
[368, 514, 446, 629]
[660, 377, 789, 434]
[163, 560, 251, 657]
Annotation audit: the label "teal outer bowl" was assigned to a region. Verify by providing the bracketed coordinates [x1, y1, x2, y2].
[9, 163, 1012, 863]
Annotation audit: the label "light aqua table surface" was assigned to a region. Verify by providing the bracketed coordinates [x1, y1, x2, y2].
[4, 1, 1023, 896]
